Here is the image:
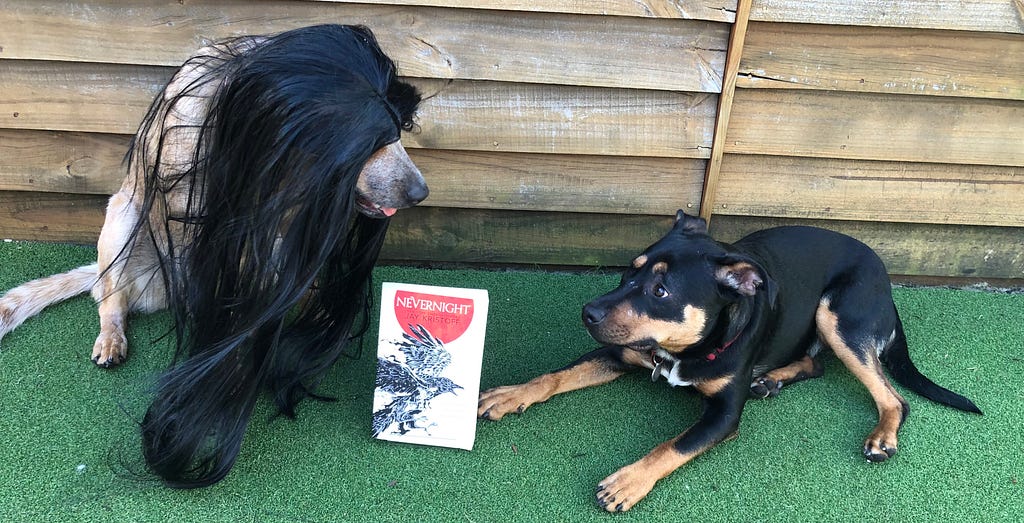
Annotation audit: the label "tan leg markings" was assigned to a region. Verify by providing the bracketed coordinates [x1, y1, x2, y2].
[695, 374, 735, 397]
[765, 355, 820, 383]
[597, 435, 712, 512]
[477, 359, 626, 420]
[751, 355, 824, 398]
[817, 300, 906, 461]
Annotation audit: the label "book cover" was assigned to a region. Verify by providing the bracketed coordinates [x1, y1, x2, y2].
[371, 282, 489, 450]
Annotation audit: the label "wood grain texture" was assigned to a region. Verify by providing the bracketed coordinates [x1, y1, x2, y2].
[0, 0, 729, 92]
[725, 89, 1024, 166]
[0, 60, 172, 135]
[2, 0, 1022, 282]
[405, 80, 718, 158]
[410, 150, 706, 214]
[738, 22, 1024, 100]
[1, 194, 1020, 279]
[0, 130, 706, 214]
[386, 208, 1024, 279]
[0, 63, 717, 159]
[709, 215, 1024, 279]
[0, 191, 106, 243]
[715, 154, 1024, 226]
[0, 130, 129, 195]
[749, 0, 1024, 33]
[700, 0, 752, 220]
[381, 207, 673, 266]
[311, 0, 739, 22]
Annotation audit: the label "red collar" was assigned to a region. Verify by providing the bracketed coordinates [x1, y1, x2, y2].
[650, 329, 744, 366]
[705, 329, 744, 361]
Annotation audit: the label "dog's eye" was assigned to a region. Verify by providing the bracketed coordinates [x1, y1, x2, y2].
[652, 284, 669, 298]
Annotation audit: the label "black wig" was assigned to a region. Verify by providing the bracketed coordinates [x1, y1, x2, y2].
[130, 24, 421, 487]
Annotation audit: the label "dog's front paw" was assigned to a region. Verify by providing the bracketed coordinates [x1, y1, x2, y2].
[596, 463, 657, 513]
[477, 384, 543, 421]
[91, 330, 128, 367]
[862, 430, 898, 462]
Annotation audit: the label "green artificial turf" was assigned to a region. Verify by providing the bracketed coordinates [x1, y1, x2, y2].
[0, 240, 1021, 522]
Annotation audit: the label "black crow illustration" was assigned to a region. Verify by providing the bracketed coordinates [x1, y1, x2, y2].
[372, 324, 463, 437]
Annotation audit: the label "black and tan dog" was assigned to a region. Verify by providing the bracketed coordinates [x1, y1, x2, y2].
[478, 210, 981, 512]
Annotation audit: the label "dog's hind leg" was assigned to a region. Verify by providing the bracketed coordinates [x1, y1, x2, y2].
[815, 296, 908, 462]
[750, 354, 824, 398]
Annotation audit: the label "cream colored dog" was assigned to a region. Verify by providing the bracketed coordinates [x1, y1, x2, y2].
[0, 24, 427, 488]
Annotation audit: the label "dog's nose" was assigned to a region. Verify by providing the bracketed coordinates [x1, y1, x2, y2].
[582, 304, 606, 326]
[405, 180, 429, 205]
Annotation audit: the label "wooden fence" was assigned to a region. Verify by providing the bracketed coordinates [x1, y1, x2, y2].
[1, 0, 1021, 279]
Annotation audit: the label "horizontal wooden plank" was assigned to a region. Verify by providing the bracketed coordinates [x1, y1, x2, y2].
[310, 0, 739, 22]
[0, 61, 173, 135]
[410, 150, 706, 214]
[0, 0, 728, 92]
[0, 193, 674, 265]
[0, 129, 706, 214]
[1, 194, 1021, 279]
[391, 209, 1024, 279]
[708, 215, 1024, 280]
[738, 22, 1024, 100]
[725, 89, 1024, 166]
[0, 62, 716, 158]
[404, 80, 718, 158]
[388, 10, 727, 92]
[749, 0, 1024, 33]
[0, 130, 129, 194]
[714, 155, 1024, 227]
[0, 191, 106, 243]
[383, 207, 673, 266]
[7, 130, 1017, 227]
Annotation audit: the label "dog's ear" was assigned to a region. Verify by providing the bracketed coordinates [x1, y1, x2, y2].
[713, 255, 778, 305]
[672, 209, 707, 235]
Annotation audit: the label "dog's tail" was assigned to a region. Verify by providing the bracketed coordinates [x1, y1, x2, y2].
[881, 316, 982, 414]
[0, 264, 98, 344]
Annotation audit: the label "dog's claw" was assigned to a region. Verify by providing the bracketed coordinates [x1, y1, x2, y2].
[477, 384, 542, 421]
[750, 377, 783, 399]
[863, 442, 897, 462]
[91, 330, 128, 368]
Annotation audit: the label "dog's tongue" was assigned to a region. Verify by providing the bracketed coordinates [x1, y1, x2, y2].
[381, 207, 397, 217]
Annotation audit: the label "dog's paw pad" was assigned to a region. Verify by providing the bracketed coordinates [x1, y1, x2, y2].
[477, 385, 537, 421]
[750, 377, 783, 399]
[91, 331, 128, 367]
[862, 439, 898, 462]
[595, 466, 656, 513]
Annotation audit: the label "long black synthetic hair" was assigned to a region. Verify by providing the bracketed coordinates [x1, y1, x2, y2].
[130, 24, 421, 488]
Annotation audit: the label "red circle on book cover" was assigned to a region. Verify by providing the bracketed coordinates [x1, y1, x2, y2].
[394, 291, 475, 344]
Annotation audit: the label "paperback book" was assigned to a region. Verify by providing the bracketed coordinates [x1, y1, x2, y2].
[371, 282, 489, 450]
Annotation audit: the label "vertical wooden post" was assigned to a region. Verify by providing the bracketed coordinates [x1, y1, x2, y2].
[699, 0, 753, 223]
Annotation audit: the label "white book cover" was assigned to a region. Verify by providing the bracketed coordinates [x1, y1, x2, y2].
[371, 282, 489, 450]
